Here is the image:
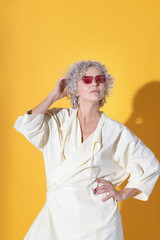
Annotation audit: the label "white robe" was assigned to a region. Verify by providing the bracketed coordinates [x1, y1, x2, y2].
[14, 107, 160, 240]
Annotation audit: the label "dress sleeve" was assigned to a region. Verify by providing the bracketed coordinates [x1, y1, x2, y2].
[114, 126, 160, 201]
[14, 108, 63, 152]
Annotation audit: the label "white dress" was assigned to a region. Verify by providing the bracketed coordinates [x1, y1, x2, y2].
[14, 107, 160, 240]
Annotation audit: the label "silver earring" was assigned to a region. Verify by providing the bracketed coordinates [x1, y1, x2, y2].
[74, 96, 79, 107]
[77, 96, 79, 105]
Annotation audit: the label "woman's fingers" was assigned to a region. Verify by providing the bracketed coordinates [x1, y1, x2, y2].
[95, 178, 107, 184]
[53, 76, 69, 100]
[94, 179, 113, 192]
[94, 187, 113, 195]
[93, 186, 112, 201]
[93, 178, 116, 201]
[101, 193, 112, 202]
[93, 185, 110, 192]
[93, 178, 124, 202]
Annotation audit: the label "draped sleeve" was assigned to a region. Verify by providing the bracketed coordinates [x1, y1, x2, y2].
[13, 107, 64, 152]
[113, 126, 160, 201]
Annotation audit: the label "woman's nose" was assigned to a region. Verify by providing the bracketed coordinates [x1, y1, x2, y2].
[92, 79, 99, 86]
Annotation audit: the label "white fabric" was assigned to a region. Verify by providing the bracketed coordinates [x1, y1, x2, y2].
[14, 107, 160, 240]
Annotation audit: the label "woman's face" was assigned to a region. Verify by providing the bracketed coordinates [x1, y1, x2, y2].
[76, 66, 106, 105]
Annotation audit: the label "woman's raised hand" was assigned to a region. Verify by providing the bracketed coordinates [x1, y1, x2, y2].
[52, 76, 69, 100]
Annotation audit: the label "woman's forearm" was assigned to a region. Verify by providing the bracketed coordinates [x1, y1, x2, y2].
[120, 188, 141, 201]
[30, 91, 59, 114]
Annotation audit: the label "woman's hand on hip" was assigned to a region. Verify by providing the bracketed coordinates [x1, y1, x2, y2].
[92, 178, 125, 202]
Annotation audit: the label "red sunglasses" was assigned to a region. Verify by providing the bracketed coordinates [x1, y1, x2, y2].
[81, 75, 107, 84]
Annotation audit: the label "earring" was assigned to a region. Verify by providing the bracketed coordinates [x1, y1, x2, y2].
[76, 95, 79, 105]
[74, 95, 79, 107]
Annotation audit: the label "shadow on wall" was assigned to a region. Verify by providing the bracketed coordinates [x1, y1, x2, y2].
[119, 81, 160, 240]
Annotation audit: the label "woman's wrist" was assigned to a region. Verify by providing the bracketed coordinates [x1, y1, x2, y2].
[49, 91, 59, 104]
[120, 188, 140, 201]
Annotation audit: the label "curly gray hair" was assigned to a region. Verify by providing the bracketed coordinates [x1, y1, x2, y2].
[62, 60, 115, 109]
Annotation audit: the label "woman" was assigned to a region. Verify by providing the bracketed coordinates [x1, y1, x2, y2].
[14, 60, 160, 240]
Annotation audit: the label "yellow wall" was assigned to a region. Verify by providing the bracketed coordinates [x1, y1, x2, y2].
[1, 0, 160, 239]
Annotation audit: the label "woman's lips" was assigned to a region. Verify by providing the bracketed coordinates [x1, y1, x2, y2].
[90, 90, 99, 93]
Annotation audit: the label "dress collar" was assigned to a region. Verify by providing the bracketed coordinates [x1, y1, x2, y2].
[59, 107, 107, 163]
[60, 107, 106, 138]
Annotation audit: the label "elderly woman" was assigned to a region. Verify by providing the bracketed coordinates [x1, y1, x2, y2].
[14, 60, 160, 240]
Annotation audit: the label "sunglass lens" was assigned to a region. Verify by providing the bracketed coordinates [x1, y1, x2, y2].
[82, 76, 92, 84]
[96, 75, 106, 83]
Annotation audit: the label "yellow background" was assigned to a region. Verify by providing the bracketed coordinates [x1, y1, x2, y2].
[1, 0, 160, 239]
